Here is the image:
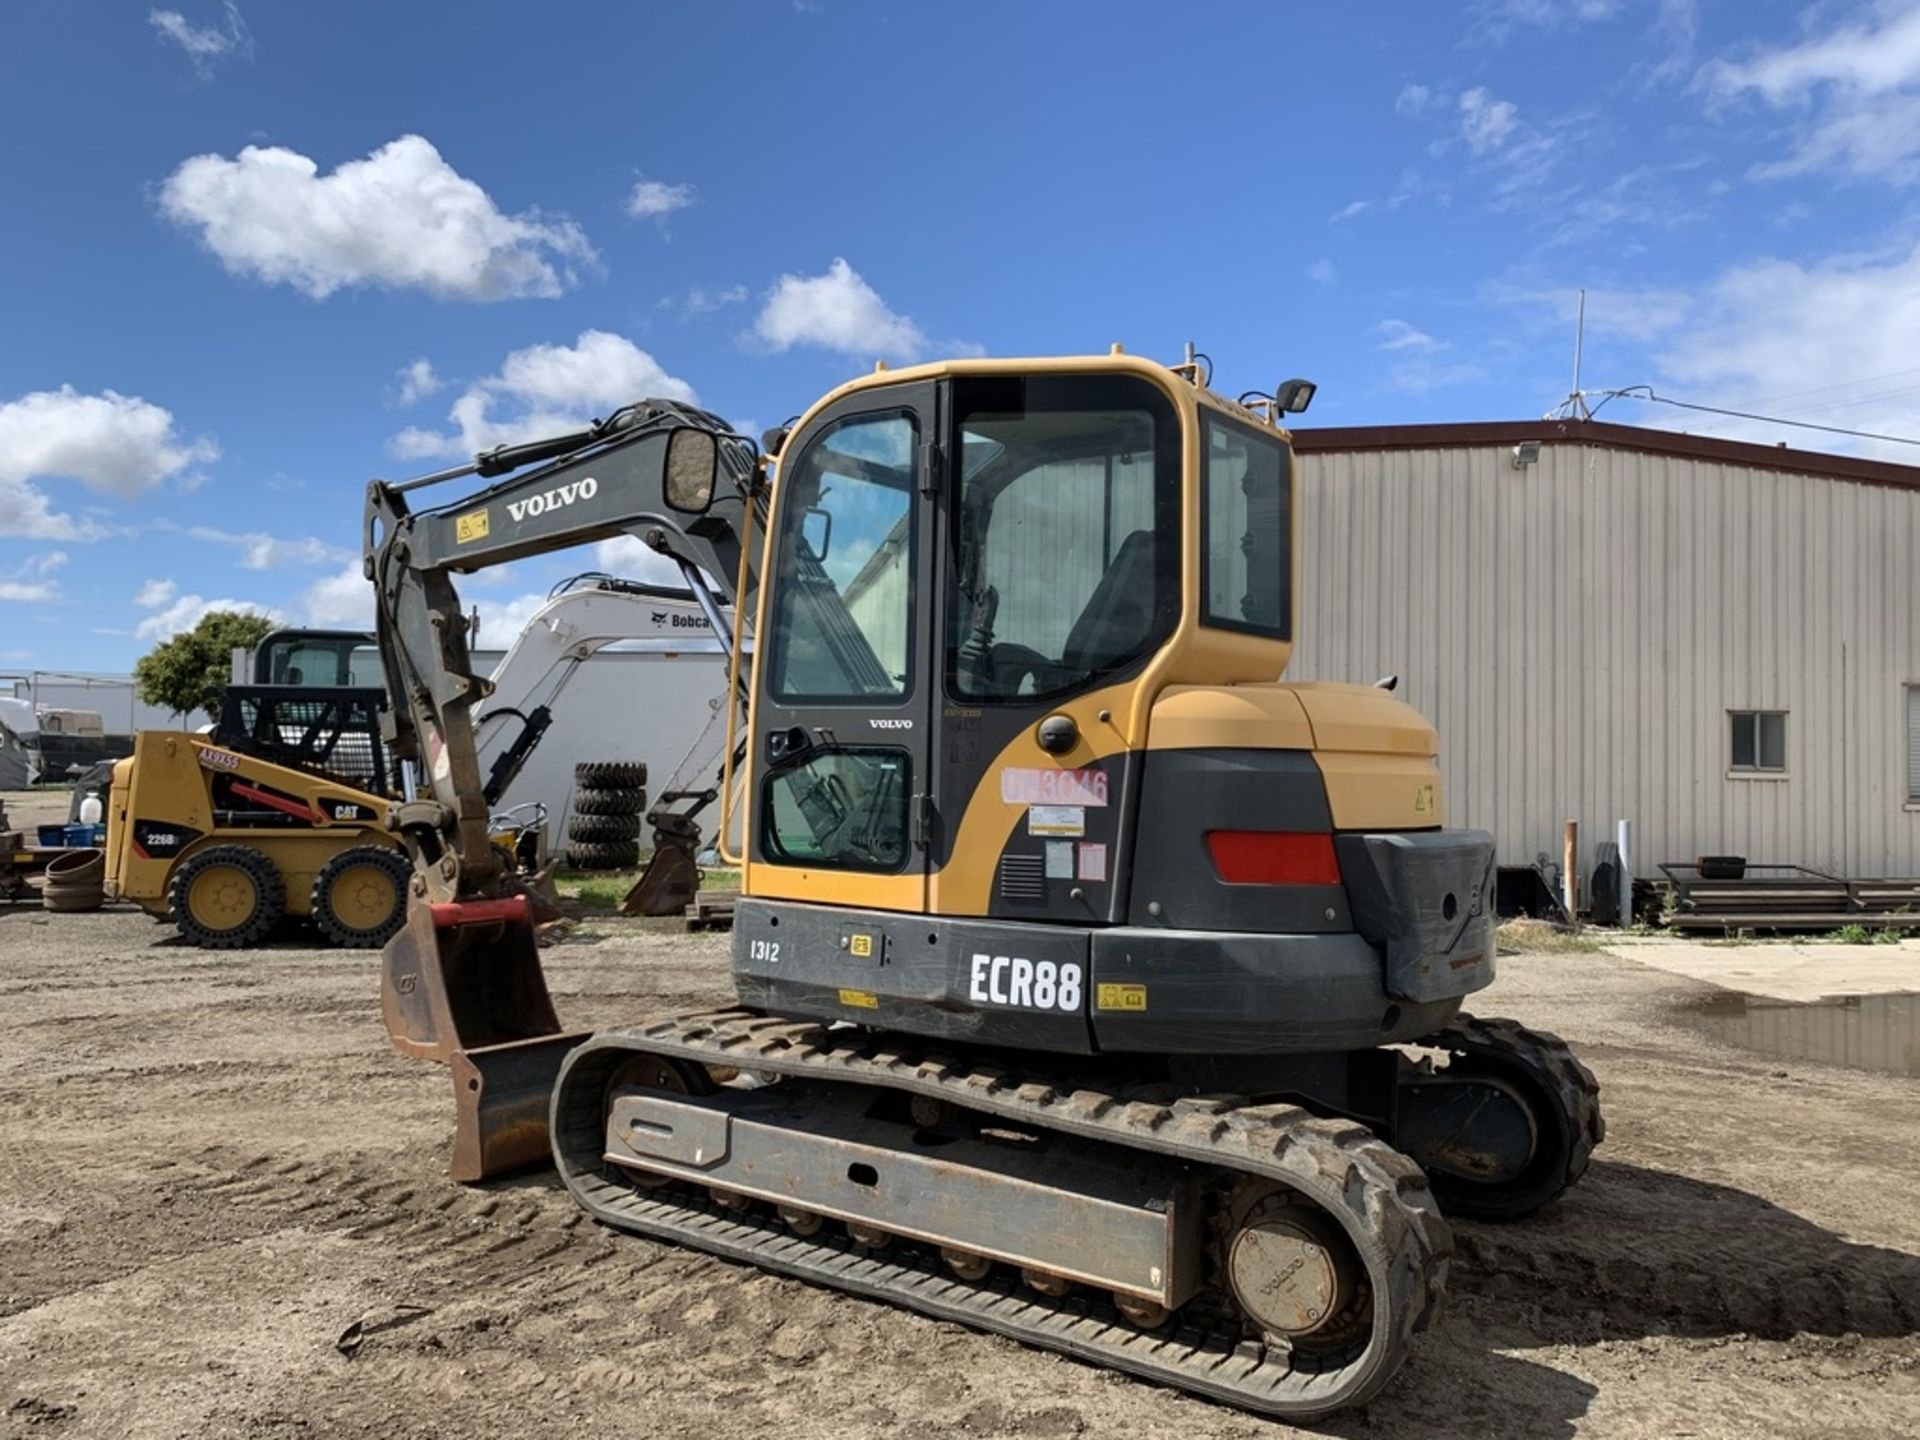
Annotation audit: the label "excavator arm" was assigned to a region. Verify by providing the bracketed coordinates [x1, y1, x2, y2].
[361, 398, 763, 1178]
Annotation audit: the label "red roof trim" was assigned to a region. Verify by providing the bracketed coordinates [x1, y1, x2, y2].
[1289, 417, 1920, 492]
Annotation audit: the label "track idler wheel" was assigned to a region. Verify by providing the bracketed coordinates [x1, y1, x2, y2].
[1221, 1183, 1371, 1355]
[847, 1222, 891, 1250]
[603, 1053, 716, 1191]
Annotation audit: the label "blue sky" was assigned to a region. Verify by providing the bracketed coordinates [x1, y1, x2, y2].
[4, 0, 1920, 671]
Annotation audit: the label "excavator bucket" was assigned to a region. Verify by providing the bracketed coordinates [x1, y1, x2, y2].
[619, 836, 701, 917]
[380, 893, 588, 1180]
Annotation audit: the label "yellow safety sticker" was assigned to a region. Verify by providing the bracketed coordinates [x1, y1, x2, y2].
[849, 933, 874, 958]
[838, 987, 879, 1009]
[1096, 983, 1148, 1012]
[1414, 782, 1435, 814]
[456, 509, 491, 543]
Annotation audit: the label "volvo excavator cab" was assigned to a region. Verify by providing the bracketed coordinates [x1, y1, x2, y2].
[365, 356, 1602, 1422]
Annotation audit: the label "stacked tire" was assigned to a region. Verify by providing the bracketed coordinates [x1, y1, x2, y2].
[567, 761, 646, 870]
[43, 847, 106, 912]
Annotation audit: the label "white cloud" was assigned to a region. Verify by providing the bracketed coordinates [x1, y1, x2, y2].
[752, 258, 931, 361]
[1374, 319, 1443, 352]
[1649, 238, 1920, 458]
[0, 385, 218, 540]
[1485, 282, 1697, 343]
[299, 564, 373, 628]
[149, 2, 249, 73]
[1703, 4, 1920, 182]
[1385, 357, 1488, 395]
[672, 283, 749, 316]
[593, 533, 699, 589]
[0, 551, 67, 604]
[1306, 259, 1337, 286]
[395, 358, 442, 406]
[1459, 87, 1519, 152]
[135, 578, 177, 609]
[183, 525, 352, 569]
[626, 178, 695, 219]
[158, 135, 597, 301]
[391, 330, 697, 460]
[1395, 83, 1434, 116]
[135, 592, 279, 641]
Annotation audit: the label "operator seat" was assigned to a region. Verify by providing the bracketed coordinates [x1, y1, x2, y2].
[1062, 529, 1157, 677]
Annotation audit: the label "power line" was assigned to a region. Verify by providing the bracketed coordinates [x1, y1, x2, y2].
[1579, 386, 1920, 450]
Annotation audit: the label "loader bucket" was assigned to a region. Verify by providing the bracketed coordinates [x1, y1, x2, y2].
[380, 894, 587, 1180]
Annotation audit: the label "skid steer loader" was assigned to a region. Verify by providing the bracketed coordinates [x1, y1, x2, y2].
[104, 675, 412, 948]
[363, 349, 1604, 1420]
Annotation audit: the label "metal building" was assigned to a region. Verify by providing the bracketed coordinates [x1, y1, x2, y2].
[1288, 419, 1920, 884]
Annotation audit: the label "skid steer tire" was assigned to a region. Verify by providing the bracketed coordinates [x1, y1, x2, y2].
[567, 812, 642, 843]
[574, 786, 645, 817]
[575, 761, 647, 790]
[310, 845, 412, 949]
[568, 840, 640, 871]
[169, 845, 285, 949]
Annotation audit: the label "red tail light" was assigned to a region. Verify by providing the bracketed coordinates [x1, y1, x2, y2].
[1206, 831, 1342, 886]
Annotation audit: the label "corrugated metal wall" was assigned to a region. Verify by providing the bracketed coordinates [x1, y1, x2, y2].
[1290, 442, 1920, 878]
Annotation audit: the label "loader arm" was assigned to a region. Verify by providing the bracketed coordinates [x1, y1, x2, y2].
[361, 398, 763, 1178]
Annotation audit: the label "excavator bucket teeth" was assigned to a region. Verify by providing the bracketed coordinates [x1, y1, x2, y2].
[380, 893, 565, 1062]
[449, 1032, 589, 1181]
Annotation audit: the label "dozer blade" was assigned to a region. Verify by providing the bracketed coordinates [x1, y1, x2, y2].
[380, 893, 586, 1180]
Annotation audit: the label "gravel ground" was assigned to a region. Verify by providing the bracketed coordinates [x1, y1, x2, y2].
[1, 904, 1916, 1439]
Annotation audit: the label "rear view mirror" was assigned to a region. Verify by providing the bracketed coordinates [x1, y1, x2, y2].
[665, 429, 718, 513]
[801, 506, 833, 562]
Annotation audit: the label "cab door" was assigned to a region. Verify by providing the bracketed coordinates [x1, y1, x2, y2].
[746, 383, 940, 913]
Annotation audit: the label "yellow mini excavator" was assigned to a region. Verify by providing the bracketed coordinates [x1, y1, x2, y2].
[364, 350, 1604, 1420]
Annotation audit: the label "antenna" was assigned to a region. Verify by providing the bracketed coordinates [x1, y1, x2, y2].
[1569, 290, 1590, 420]
[1544, 289, 1594, 421]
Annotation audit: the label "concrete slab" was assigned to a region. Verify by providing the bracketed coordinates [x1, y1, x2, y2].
[1600, 935, 1920, 1002]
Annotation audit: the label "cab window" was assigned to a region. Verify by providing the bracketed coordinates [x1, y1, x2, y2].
[1202, 417, 1290, 639]
[948, 375, 1179, 702]
[765, 412, 917, 704]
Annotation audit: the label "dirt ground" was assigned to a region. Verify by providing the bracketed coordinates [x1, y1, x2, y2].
[1, 905, 1916, 1440]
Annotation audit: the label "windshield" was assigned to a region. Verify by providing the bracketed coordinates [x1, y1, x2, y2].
[764, 411, 918, 703]
[948, 374, 1179, 702]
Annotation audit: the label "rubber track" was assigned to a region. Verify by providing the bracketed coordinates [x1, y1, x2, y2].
[1430, 1014, 1606, 1206]
[550, 1009, 1454, 1422]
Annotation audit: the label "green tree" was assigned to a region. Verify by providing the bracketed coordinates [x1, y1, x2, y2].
[132, 610, 276, 719]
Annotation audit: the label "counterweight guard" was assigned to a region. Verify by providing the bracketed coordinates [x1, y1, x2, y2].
[380, 894, 586, 1180]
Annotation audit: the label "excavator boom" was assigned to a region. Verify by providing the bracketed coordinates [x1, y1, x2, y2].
[364, 399, 761, 1176]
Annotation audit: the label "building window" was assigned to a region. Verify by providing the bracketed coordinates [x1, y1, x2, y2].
[1730, 710, 1787, 773]
[1907, 687, 1920, 805]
